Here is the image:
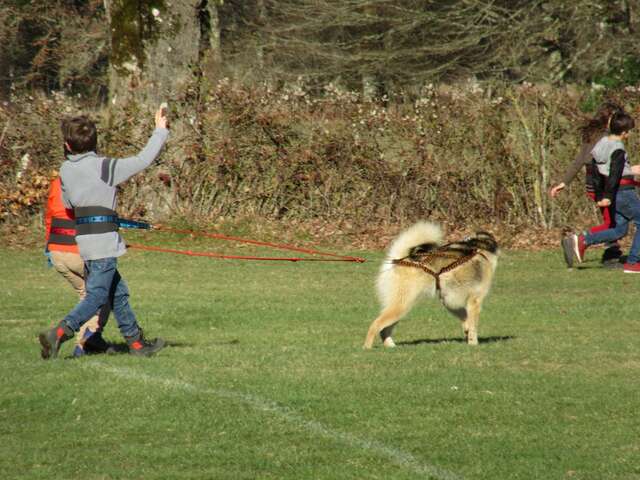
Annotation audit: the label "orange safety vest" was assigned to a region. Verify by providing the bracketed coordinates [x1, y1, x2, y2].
[45, 177, 79, 253]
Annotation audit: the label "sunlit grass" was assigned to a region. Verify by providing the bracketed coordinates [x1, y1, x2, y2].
[1, 244, 638, 480]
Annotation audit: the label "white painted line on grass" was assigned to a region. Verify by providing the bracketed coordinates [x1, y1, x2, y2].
[85, 361, 462, 480]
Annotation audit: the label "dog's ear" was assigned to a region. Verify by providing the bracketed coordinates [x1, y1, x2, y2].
[475, 231, 494, 240]
[408, 242, 438, 257]
[474, 232, 499, 253]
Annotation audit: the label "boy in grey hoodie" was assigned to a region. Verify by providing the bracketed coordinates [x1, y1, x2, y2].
[563, 111, 640, 273]
[39, 106, 169, 358]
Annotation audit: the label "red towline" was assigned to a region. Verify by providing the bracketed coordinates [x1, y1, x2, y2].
[126, 225, 366, 263]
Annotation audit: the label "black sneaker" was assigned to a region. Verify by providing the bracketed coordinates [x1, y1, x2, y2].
[39, 323, 74, 359]
[126, 329, 165, 357]
[601, 245, 623, 264]
[84, 332, 111, 354]
[561, 235, 575, 268]
[602, 260, 624, 269]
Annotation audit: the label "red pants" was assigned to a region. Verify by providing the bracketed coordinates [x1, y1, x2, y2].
[586, 192, 614, 234]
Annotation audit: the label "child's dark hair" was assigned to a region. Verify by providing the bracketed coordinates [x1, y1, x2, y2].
[580, 101, 623, 143]
[61, 116, 97, 154]
[609, 111, 635, 135]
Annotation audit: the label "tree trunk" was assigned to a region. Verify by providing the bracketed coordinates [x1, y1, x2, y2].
[198, 0, 223, 89]
[104, 0, 221, 106]
[103, 0, 222, 216]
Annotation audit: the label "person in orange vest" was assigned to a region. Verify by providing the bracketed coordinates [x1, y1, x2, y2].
[44, 175, 111, 357]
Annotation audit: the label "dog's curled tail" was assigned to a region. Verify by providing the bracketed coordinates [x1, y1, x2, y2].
[386, 221, 444, 260]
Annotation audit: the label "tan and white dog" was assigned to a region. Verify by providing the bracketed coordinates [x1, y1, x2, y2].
[363, 221, 499, 349]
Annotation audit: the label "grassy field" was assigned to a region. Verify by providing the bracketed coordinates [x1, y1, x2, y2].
[1, 233, 639, 480]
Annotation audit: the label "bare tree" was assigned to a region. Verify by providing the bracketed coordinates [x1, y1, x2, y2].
[219, 0, 640, 91]
[2, 0, 639, 101]
[0, 1, 107, 100]
[101, 0, 223, 217]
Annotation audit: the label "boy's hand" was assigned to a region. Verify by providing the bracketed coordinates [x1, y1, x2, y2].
[631, 165, 640, 175]
[549, 182, 565, 198]
[596, 198, 611, 207]
[155, 103, 168, 129]
[44, 249, 53, 268]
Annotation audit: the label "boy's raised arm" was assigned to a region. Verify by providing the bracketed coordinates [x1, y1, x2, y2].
[103, 106, 169, 187]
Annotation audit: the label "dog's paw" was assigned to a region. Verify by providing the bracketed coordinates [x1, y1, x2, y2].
[383, 337, 396, 348]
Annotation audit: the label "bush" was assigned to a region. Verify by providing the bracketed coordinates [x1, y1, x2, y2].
[3, 82, 640, 247]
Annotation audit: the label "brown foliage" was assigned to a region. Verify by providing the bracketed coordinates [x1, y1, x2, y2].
[0, 1, 107, 98]
[2, 83, 640, 249]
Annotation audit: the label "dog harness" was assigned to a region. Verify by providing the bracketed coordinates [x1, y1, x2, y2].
[45, 177, 79, 252]
[47, 217, 77, 246]
[392, 247, 488, 291]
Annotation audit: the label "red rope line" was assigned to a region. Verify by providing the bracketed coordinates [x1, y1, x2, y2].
[126, 225, 366, 263]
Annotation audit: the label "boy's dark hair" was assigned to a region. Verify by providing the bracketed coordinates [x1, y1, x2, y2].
[580, 101, 623, 142]
[61, 116, 97, 154]
[609, 111, 635, 135]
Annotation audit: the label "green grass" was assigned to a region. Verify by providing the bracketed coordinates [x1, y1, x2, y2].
[1, 238, 639, 480]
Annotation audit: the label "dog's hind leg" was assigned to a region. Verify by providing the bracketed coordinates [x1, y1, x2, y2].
[380, 324, 398, 348]
[445, 306, 469, 340]
[463, 295, 482, 345]
[364, 305, 408, 349]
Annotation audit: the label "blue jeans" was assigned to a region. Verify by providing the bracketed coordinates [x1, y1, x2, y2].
[585, 189, 640, 264]
[63, 257, 140, 338]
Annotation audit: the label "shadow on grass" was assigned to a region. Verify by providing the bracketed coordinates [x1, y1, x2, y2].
[63, 338, 243, 359]
[397, 335, 516, 346]
[107, 339, 197, 355]
[574, 265, 624, 271]
[568, 256, 626, 271]
[62, 339, 196, 358]
[202, 338, 242, 346]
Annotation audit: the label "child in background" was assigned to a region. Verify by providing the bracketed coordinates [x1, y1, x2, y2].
[563, 111, 640, 273]
[44, 175, 110, 357]
[550, 102, 624, 267]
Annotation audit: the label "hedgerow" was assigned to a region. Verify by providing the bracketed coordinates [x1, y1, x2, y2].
[2, 82, 639, 247]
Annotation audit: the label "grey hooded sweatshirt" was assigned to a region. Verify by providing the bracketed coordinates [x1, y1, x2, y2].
[60, 127, 169, 260]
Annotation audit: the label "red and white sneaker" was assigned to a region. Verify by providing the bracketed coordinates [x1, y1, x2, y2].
[623, 262, 640, 273]
[572, 233, 587, 263]
[561, 235, 575, 268]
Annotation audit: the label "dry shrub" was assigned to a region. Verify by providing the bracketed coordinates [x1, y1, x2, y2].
[3, 82, 640, 248]
[0, 93, 66, 226]
[181, 80, 640, 236]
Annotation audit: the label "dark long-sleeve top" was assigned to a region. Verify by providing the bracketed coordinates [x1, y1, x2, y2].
[599, 150, 631, 202]
[561, 141, 596, 185]
[559, 136, 604, 194]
